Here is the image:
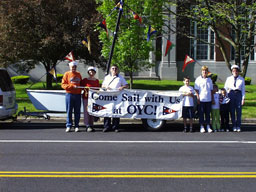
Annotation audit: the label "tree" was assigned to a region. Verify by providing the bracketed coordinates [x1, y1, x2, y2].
[0, 0, 102, 88]
[166, 0, 256, 77]
[97, 0, 164, 88]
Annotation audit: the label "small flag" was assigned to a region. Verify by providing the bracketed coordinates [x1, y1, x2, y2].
[163, 106, 177, 115]
[82, 36, 91, 54]
[64, 51, 75, 62]
[164, 40, 174, 56]
[99, 19, 108, 36]
[183, 55, 195, 72]
[115, 1, 123, 11]
[147, 25, 157, 41]
[49, 66, 57, 80]
[92, 103, 106, 112]
[132, 11, 142, 24]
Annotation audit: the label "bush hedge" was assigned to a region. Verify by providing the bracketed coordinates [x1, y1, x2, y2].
[11, 75, 30, 84]
[245, 77, 252, 85]
[56, 74, 63, 82]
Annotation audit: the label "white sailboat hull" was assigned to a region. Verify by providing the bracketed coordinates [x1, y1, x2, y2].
[27, 89, 84, 112]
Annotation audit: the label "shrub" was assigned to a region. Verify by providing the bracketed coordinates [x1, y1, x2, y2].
[56, 74, 63, 82]
[245, 77, 252, 85]
[208, 73, 218, 84]
[11, 75, 30, 84]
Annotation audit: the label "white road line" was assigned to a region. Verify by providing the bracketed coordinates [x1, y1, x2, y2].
[0, 140, 256, 144]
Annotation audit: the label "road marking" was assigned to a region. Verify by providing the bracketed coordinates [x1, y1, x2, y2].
[0, 140, 256, 144]
[1, 172, 256, 178]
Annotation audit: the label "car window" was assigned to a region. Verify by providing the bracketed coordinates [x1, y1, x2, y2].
[0, 69, 15, 91]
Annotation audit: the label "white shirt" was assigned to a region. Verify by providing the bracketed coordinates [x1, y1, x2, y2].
[212, 93, 220, 109]
[179, 85, 195, 107]
[224, 75, 245, 100]
[194, 76, 213, 102]
[102, 74, 128, 90]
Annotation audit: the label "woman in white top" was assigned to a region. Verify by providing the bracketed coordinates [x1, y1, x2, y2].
[194, 66, 214, 133]
[224, 65, 245, 132]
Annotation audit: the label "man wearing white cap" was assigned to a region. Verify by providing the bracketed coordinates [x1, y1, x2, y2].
[61, 61, 82, 133]
[224, 65, 245, 132]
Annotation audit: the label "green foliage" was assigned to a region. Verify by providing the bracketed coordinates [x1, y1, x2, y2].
[0, 0, 101, 88]
[245, 77, 252, 85]
[172, 0, 256, 77]
[56, 74, 64, 83]
[11, 75, 30, 84]
[97, 0, 164, 85]
[208, 73, 218, 84]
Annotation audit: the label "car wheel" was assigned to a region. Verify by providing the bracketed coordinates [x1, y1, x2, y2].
[142, 119, 166, 131]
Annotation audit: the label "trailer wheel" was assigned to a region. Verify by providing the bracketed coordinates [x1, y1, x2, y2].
[142, 119, 166, 131]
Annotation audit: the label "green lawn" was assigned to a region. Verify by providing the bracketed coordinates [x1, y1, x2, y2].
[14, 80, 256, 118]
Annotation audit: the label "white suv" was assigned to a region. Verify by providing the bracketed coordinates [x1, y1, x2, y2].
[0, 68, 18, 120]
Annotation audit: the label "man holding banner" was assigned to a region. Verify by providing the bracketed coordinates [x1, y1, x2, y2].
[102, 65, 129, 132]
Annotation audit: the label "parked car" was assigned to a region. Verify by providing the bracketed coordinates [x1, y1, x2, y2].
[0, 68, 18, 120]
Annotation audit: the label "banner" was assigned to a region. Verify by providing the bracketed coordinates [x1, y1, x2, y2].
[88, 89, 183, 120]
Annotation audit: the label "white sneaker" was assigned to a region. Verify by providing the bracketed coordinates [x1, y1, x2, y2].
[200, 125, 205, 133]
[236, 127, 241, 132]
[207, 125, 212, 133]
[65, 127, 71, 133]
[233, 127, 237, 132]
[75, 127, 79, 132]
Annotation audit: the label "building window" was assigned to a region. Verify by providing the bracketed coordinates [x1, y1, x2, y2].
[190, 22, 215, 60]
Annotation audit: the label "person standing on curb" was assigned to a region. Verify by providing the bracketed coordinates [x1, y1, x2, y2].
[179, 76, 195, 133]
[61, 61, 82, 133]
[81, 66, 100, 132]
[101, 64, 129, 132]
[194, 66, 214, 133]
[224, 65, 245, 132]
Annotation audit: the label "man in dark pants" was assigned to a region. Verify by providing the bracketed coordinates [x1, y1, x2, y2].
[101, 65, 129, 132]
[224, 65, 245, 132]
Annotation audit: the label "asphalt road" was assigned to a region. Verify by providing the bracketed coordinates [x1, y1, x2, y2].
[1, 120, 256, 192]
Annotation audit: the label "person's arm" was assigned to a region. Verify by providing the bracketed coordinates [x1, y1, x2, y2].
[241, 78, 245, 105]
[61, 72, 75, 91]
[118, 84, 129, 90]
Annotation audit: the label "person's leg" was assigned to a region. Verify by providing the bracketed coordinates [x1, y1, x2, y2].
[65, 93, 73, 129]
[103, 117, 111, 132]
[74, 94, 81, 129]
[235, 92, 242, 131]
[211, 109, 216, 131]
[216, 109, 221, 130]
[199, 102, 205, 125]
[228, 92, 236, 130]
[83, 98, 89, 127]
[205, 102, 212, 125]
[225, 104, 230, 131]
[112, 118, 120, 131]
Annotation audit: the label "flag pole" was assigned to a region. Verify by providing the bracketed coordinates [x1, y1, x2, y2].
[106, 0, 124, 75]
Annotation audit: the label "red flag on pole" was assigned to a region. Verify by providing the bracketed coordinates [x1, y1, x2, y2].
[164, 40, 173, 56]
[64, 51, 75, 62]
[183, 55, 195, 72]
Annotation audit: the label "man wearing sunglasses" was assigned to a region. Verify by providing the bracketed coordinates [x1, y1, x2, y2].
[102, 64, 129, 132]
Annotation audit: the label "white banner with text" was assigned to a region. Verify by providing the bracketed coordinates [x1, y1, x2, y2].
[88, 89, 183, 120]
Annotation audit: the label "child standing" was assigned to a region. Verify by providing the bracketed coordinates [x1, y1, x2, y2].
[179, 77, 195, 132]
[220, 88, 230, 132]
[211, 84, 221, 132]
